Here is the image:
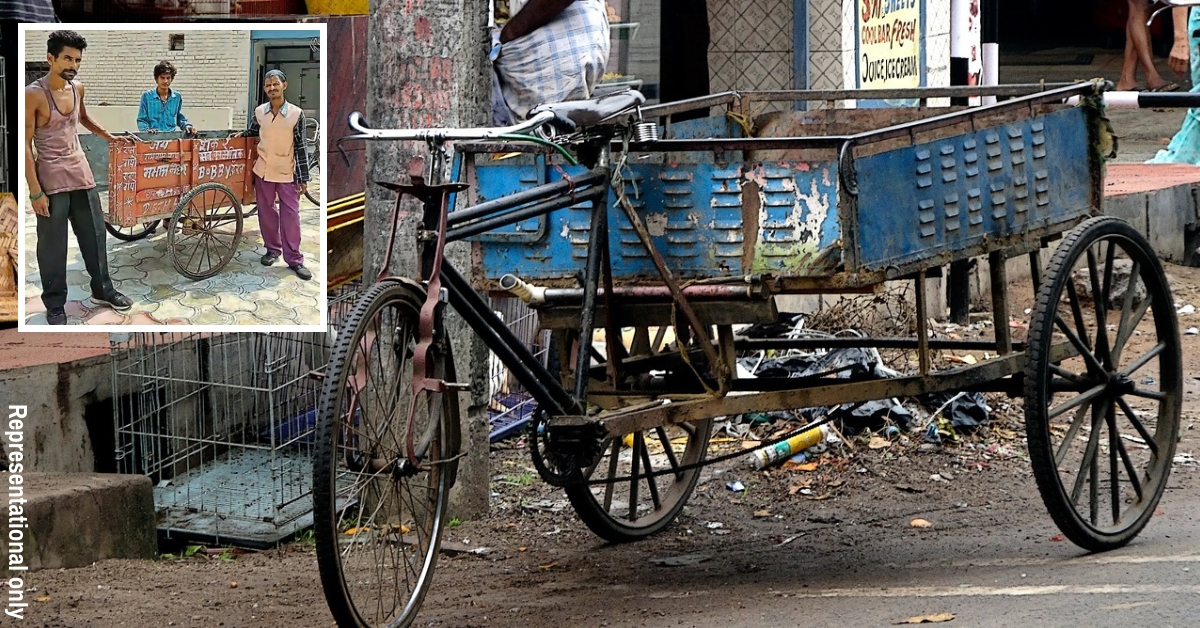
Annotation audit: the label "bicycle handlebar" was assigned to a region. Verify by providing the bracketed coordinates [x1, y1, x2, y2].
[344, 110, 558, 142]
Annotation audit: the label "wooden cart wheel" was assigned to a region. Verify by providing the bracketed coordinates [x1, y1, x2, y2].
[1025, 216, 1182, 551]
[167, 182, 243, 280]
[549, 327, 713, 543]
[313, 279, 461, 628]
[105, 220, 161, 241]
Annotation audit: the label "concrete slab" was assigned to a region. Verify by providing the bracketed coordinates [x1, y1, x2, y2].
[2, 473, 157, 571]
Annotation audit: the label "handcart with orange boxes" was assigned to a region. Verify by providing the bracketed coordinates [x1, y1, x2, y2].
[104, 135, 258, 280]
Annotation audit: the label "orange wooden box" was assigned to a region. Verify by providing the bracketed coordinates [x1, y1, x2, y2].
[106, 137, 258, 227]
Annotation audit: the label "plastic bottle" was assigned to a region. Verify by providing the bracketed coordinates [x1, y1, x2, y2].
[747, 424, 830, 470]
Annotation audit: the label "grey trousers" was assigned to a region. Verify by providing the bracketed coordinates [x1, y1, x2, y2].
[36, 187, 114, 310]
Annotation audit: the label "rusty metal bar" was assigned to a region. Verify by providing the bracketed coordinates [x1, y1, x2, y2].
[916, 270, 931, 376]
[736, 337, 1023, 351]
[588, 341, 1069, 437]
[447, 169, 606, 227]
[537, 283, 766, 304]
[990, 250, 1013, 355]
[740, 83, 1077, 102]
[614, 193, 726, 385]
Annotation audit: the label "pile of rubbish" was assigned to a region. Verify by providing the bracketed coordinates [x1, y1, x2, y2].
[728, 312, 993, 469]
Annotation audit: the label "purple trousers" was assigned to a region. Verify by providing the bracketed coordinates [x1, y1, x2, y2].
[254, 175, 304, 266]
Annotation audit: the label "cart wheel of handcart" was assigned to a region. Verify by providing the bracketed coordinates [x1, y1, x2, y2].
[105, 220, 161, 241]
[313, 279, 462, 628]
[167, 182, 244, 280]
[541, 327, 715, 543]
[1024, 216, 1182, 551]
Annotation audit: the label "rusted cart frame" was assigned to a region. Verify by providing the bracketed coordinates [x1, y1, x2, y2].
[312, 82, 1182, 628]
[106, 136, 257, 279]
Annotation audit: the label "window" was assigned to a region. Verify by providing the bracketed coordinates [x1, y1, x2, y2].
[169, 34, 185, 51]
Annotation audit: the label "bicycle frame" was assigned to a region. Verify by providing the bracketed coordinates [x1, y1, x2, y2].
[375, 139, 613, 420]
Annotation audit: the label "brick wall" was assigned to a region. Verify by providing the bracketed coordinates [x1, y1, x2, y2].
[24, 30, 252, 123]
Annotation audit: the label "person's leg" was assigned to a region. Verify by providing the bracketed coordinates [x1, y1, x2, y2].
[67, 188, 118, 300]
[35, 192, 73, 311]
[255, 175, 283, 261]
[277, 182, 304, 268]
[1128, 0, 1169, 88]
[1118, 18, 1140, 90]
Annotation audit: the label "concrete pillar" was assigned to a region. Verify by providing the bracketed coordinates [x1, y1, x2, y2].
[365, 0, 491, 518]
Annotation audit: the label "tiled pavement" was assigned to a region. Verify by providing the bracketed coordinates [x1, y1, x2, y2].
[23, 197, 323, 327]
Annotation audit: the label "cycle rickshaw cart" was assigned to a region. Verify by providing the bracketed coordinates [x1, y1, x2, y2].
[104, 134, 257, 279]
[314, 80, 1183, 628]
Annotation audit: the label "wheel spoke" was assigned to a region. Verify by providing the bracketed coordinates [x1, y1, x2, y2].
[627, 431, 642, 521]
[655, 426, 684, 480]
[1086, 246, 1113, 368]
[638, 433, 662, 511]
[1119, 342, 1165, 379]
[1053, 314, 1107, 375]
[1107, 401, 1121, 524]
[1069, 400, 1102, 514]
[1065, 280, 1092, 352]
[1115, 396, 1160, 457]
[602, 438, 620, 513]
[1128, 388, 1166, 402]
[1049, 363, 1088, 386]
[1048, 382, 1107, 420]
[1109, 403, 1145, 502]
[1110, 259, 1142, 365]
[1055, 400, 1092, 466]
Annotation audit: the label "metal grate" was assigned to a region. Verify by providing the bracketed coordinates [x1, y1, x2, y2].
[111, 332, 331, 547]
[487, 296, 550, 442]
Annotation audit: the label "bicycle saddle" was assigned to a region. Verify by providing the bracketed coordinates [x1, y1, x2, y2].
[529, 89, 646, 133]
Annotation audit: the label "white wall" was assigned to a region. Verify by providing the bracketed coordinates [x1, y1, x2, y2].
[24, 29, 252, 124]
[75, 106, 234, 134]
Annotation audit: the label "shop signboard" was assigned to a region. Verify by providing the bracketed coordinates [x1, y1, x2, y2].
[856, 0, 924, 105]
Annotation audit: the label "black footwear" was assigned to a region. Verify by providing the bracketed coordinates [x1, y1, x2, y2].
[92, 291, 133, 312]
[46, 308, 67, 325]
[261, 252, 280, 266]
[289, 264, 313, 281]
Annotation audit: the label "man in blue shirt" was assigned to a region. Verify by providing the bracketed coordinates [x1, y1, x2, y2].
[136, 60, 195, 134]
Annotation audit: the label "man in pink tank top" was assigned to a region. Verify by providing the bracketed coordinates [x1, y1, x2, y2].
[232, 69, 313, 281]
[24, 30, 135, 325]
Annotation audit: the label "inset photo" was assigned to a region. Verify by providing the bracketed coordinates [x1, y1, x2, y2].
[17, 23, 326, 330]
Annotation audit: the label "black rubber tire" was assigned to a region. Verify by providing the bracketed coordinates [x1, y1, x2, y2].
[305, 163, 322, 206]
[564, 418, 712, 543]
[167, 182, 243, 280]
[1024, 216, 1182, 552]
[313, 279, 459, 628]
[105, 220, 161, 241]
[547, 330, 713, 543]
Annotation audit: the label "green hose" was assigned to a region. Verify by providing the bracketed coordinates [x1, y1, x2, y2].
[497, 133, 579, 166]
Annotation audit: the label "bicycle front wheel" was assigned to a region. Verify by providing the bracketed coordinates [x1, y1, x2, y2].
[313, 279, 461, 628]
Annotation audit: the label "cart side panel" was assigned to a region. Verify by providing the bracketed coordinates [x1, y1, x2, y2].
[108, 143, 138, 227]
[192, 137, 254, 206]
[742, 162, 841, 276]
[853, 106, 1094, 272]
[467, 115, 846, 286]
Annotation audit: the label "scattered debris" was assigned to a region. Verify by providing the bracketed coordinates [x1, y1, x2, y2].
[726, 481, 746, 492]
[909, 518, 933, 528]
[649, 553, 713, 567]
[1178, 304, 1196, 316]
[897, 613, 955, 624]
[1186, 327, 1199, 335]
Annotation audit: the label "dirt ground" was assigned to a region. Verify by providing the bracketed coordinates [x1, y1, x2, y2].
[18, 265, 1200, 628]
